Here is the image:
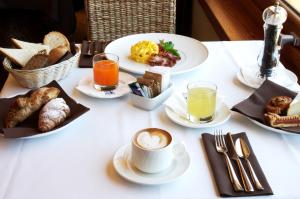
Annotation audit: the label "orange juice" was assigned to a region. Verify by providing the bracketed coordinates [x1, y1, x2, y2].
[93, 60, 119, 86]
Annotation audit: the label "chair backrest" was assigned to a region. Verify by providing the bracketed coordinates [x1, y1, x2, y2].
[85, 0, 176, 41]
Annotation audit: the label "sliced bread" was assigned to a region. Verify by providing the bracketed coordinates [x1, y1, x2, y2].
[43, 31, 70, 51]
[11, 38, 50, 54]
[0, 47, 36, 67]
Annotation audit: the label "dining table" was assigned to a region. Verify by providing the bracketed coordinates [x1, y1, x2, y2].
[0, 40, 300, 199]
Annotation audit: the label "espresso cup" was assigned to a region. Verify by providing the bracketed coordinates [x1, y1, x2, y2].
[131, 128, 175, 173]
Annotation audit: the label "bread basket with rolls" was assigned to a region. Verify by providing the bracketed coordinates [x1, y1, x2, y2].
[1, 31, 79, 88]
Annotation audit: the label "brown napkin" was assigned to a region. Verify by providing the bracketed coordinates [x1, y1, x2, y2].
[231, 80, 300, 134]
[202, 132, 273, 197]
[0, 81, 89, 138]
[78, 40, 111, 68]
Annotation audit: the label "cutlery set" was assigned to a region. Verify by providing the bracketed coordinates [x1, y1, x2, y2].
[214, 130, 264, 192]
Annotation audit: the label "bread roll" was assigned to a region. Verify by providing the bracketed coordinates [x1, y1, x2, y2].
[5, 87, 60, 128]
[38, 98, 70, 132]
[43, 31, 70, 51]
[47, 45, 69, 65]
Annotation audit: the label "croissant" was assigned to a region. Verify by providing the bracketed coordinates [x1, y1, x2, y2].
[38, 98, 70, 132]
[5, 87, 60, 128]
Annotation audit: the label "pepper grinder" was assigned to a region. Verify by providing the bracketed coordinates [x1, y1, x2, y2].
[258, 2, 287, 78]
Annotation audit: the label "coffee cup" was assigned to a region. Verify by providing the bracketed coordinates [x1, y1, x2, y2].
[131, 128, 177, 173]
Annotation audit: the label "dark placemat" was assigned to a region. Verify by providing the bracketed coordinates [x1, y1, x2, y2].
[202, 132, 273, 197]
[231, 80, 300, 134]
[0, 80, 89, 138]
[79, 40, 111, 68]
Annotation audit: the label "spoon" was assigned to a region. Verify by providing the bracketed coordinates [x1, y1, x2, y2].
[235, 138, 264, 190]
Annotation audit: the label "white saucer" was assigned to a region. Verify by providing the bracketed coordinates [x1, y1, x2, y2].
[76, 72, 136, 98]
[236, 67, 298, 89]
[165, 101, 231, 129]
[113, 144, 190, 185]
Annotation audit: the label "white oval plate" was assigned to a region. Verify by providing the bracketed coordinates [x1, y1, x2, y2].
[236, 68, 298, 89]
[113, 143, 190, 185]
[1, 115, 84, 139]
[76, 72, 136, 98]
[105, 33, 208, 75]
[165, 101, 231, 128]
[248, 118, 300, 135]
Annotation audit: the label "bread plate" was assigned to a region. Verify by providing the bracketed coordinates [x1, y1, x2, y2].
[0, 81, 89, 139]
[247, 117, 300, 135]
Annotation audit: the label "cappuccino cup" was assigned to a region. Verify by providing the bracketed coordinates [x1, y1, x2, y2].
[131, 128, 175, 173]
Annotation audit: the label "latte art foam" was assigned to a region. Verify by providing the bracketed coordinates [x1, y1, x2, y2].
[136, 131, 170, 150]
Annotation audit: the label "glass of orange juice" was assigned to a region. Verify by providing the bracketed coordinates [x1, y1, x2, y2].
[93, 53, 119, 90]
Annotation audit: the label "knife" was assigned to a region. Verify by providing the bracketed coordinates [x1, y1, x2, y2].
[236, 138, 264, 190]
[228, 133, 254, 192]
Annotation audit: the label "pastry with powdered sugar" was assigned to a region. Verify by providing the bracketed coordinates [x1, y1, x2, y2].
[38, 98, 70, 132]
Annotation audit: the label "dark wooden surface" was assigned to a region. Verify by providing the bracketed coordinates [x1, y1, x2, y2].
[176, 0, 192, 36]
[198, 0, 300, 81]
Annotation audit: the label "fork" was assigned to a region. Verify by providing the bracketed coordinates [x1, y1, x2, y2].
[214, 130, 244, 192]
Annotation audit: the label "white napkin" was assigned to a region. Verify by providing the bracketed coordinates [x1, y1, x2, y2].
[164, 90, 187, 117]
[240, 65, 296, 89]
[164, 89, 224, 119]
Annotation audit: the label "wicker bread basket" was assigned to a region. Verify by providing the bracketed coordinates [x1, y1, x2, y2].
[3, 48, 79, 88]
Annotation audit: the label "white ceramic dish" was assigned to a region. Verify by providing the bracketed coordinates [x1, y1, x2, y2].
[113, 143, 190, 185]
[104, 33, 208, 75]
[130, 83, 173, 110]
[0, 115, 83, 139]
[165, 100, 231, 129]
[248, 118, 299, 135]
[76, 72, 136, 98]
[236, 68, 298, 89]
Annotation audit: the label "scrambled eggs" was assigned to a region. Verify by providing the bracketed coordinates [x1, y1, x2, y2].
[130, 40, 159, 63]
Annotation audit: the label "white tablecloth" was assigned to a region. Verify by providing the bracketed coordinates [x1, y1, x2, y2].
[0, 41, 300, 199]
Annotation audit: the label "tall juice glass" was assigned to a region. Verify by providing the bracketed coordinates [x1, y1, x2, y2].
[93, 53, 119, 90]
[187, 81, 217, 123]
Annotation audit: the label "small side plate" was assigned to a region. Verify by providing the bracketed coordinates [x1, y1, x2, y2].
[165, 100, 231, 128]
[76, 72, 136, 98]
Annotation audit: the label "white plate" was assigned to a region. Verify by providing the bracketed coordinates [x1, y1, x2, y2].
[248, 118, 299, 135]
[165, 101, 231, 128]
[113, 144, 190, 185]
[76, 72, 136, 98]
[0, 115, 84, 139]
[236, 68, 298, 89]
[105, 33, 208, 75]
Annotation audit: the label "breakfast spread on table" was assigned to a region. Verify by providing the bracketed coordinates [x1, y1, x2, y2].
[130, 40, 180, 67]
[0, 31, 72, 70]
[0, 3, 299, 195]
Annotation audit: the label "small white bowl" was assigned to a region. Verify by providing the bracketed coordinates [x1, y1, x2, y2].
[130, 83, 173, 111]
